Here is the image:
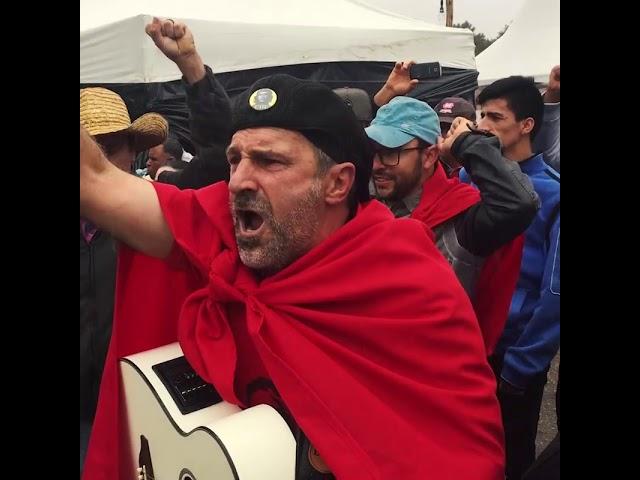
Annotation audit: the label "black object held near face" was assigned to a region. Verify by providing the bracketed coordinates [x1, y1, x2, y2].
[410, 62, 442, 80]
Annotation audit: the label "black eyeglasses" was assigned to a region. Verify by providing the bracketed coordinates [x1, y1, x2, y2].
[374, 147, 425, 167]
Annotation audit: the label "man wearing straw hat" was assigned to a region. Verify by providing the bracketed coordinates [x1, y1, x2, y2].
[79, 88, 167, 472]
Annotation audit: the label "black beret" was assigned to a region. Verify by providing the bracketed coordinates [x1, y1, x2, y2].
[231, 74, 372, 203]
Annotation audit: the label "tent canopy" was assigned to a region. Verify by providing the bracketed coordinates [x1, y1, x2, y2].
[80, 0, 476, 84]
[476, 0, 559, 86]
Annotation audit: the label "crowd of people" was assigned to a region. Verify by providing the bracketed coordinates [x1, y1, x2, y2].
[80, 17, 560, 480]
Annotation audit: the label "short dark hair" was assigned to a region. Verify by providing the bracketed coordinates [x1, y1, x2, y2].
[478, 76, 544, 140]
[313, 145, 335, 177]
[162, 137, 184, 161]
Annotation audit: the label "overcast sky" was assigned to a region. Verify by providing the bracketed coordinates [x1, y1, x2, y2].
[364, 0, 527, 38]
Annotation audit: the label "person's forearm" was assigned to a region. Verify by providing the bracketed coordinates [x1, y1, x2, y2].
[80, 125, 174, 258]
[172, 65, 231, 189]
[543, 88, 560, 104]
[452, 132, 539, 256]
[186, 65, 232, 150]
[373, 84, 397, 107]
[176, 52, 206, 85]
[533, 103, 560, 171]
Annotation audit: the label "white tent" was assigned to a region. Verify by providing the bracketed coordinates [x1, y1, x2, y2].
[476, 0, 559, 86]
[80, 0, 476, 84]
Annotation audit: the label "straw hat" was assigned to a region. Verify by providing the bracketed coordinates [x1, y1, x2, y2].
[80, 87, 168, 152]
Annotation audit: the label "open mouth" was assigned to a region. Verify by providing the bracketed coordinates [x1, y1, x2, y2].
[235, 208, 265, 236]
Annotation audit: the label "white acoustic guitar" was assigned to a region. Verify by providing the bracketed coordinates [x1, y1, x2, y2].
[120, 343, 296, 480]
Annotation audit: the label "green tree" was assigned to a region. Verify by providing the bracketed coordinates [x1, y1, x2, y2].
[496, 24, 510, 40]
[453, 21, 510, 56]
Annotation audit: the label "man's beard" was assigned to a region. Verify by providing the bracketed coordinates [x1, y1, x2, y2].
[231, 182, 324, 277]
[373, 158, 423, 201]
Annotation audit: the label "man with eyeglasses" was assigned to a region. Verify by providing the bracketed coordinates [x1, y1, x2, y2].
[365, 96, 539, 355]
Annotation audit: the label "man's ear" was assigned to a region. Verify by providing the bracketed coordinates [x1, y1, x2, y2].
[521, 117, 535, 136]
[324, 162, 356, 205]
[422, 145, 439, 171]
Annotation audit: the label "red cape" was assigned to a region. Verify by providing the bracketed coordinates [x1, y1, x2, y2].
[83, 181, 504, 480]
[411, 163, 524, 355]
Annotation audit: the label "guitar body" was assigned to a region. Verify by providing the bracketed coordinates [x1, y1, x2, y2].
[120, 343, 296, 480]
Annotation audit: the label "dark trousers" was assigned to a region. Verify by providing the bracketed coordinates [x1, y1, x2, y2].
[522, 432, 560, 480]
[489, 354, 549, 480]
[80, 420, 92, 473]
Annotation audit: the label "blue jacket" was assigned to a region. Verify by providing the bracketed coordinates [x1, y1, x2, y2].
[460, 154, 560, 388]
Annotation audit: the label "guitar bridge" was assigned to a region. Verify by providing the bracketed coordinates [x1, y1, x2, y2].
[152, 356, 222, 414]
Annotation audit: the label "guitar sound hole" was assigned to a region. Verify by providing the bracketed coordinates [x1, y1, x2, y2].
[179, 468, 196, 480]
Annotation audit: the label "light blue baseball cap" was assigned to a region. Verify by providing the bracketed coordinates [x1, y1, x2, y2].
[365, 96, 441, 148]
